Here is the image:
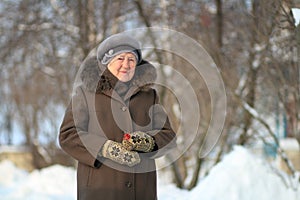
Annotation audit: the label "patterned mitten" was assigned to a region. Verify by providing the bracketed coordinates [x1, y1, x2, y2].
[101, 140, 141, 167]
[122, 131, 155, 152]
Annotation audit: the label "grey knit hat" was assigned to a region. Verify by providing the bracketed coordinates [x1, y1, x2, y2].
[97, 33, 142, 65]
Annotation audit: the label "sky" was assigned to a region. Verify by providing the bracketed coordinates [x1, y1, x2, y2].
[292, 8, 300, 26]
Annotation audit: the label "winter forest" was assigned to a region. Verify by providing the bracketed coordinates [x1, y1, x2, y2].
[1, 0, 300, 199]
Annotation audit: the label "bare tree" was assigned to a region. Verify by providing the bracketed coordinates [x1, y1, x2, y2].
[0, 0, 137, 168]
[0, 0, 298, 187]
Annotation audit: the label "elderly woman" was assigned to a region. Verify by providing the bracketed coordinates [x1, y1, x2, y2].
[59, 33, 176, 200]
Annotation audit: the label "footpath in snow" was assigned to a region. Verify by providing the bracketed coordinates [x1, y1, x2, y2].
[0, 146, 299, 200]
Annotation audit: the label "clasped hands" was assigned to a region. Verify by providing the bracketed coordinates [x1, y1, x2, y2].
[100, 131, 155, 167]
[122, 131, 155, 153]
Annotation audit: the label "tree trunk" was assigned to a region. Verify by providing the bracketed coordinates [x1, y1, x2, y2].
[215, 0, 223, 48]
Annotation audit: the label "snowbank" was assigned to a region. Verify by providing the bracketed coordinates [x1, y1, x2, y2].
[189, 146, 300, 200]
[0, 146, 299, 200]
[0, 161, 76, 200]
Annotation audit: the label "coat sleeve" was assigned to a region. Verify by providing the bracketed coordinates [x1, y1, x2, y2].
[59, 86, 106, 168]
[146, 89, 177, 158]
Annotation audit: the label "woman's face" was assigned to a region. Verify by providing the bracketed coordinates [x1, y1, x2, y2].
[107, 52, 137, 82]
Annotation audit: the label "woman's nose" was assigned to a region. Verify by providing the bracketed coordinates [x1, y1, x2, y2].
[122, 59, 130, 68]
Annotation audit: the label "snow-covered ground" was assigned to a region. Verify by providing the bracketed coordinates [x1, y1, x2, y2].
[0, 146, 299, 200]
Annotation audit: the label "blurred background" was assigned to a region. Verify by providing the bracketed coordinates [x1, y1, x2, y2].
[0, 0, 300, 192]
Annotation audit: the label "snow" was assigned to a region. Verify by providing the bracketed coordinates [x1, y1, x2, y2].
[0, 146, 299, 200]
[243, 101, 260, 118]
[280, 138, 300, 151]
[0, 161, 76, 200]
[189, 146, 300, 200]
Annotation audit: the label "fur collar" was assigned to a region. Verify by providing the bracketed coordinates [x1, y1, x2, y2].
[80, 56, 157, 93]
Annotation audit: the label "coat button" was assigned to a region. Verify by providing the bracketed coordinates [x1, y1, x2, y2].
[125, 181, 132, 188]
[121, 106, 127, 112]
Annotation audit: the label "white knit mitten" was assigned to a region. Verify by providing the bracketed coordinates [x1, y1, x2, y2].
[101, 140, 141, 167]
